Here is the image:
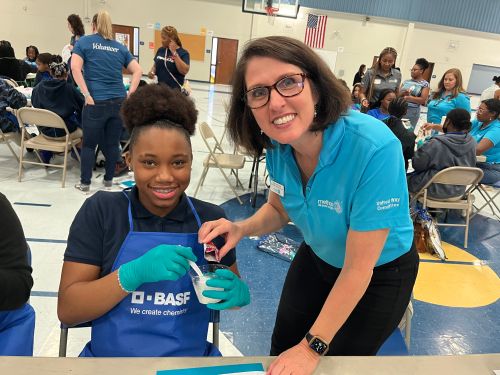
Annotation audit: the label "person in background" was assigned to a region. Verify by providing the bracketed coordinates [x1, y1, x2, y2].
[367, 89, 396, 121]
[71, 10, 142, 192]
[351, 83, 362, 110]
[399, 58, 430, 129]
[34, 53, 53, 86]
[382, 97, 416, 170]
[469, 99, 500, 184]
[0, 41, 30, 82]
[359, 47, 401, 109]
[423, 68, 470, 133]
[480, 76, 500, 102]
[67, 14, 85, 51]
[57, 84, 250, 357]
[199, 36, 417, 375]
[0, 78, 27, 133]
[0, 192, 33, 311]
[408, 108, 476, 199]
[148, 26, 190, 91]
[23, 45, 39, 73]
[31, 55, 84, 164]
[352, 64, 365, 85]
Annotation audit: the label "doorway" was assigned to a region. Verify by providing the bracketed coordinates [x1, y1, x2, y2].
[210, 37, 238, 85]
[422, 62, 435, 85]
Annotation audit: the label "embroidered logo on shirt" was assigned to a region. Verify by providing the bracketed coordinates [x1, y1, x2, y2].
[317, 199, 342, 214]
[376, 197, 400, 211]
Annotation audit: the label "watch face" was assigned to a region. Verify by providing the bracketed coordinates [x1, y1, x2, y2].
[310, 338, 328, 355]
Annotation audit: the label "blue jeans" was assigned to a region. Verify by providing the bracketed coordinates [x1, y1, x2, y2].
[80, 97, 124, 185]
[405, 106, 420, 129]
[477, 162, 500, 185]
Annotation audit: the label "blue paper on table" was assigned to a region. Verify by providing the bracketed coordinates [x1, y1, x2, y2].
[257, 233, 299, 262]
[119, 179, 135, 188]
[156, 362, 264, 374]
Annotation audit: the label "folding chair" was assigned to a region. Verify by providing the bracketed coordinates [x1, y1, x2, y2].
[472, 181, 500, 219]
[0, 126, 20, 161]
[410, 166, 484, 248]
[194, 122, 245, 204]
[58, 310, 220, 357]
[16, 107, 82, 188]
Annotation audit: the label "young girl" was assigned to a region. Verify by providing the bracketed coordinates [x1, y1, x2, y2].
[23, 45, 39, 72]
[57, 84, 250, 357]
[367, 89, 396, 121]
[31, 55, 84, 163]
[34, 53, 52, 86]
[351, 83, 362, 110]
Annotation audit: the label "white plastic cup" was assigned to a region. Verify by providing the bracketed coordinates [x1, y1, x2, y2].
[189, 264, 227, 304]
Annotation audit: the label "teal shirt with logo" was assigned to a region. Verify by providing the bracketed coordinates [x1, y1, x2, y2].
[470, 118, 500, 164]
[266, 110, 413, 268]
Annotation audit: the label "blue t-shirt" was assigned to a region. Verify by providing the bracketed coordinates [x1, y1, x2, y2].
[427, 92, 470, 124]
[266, 110, 413, 268]
[367, 108, 390, 121]
[401, 79, 429, 108]
[73, 34, 134, 100]
[154, 47, 190, 89]
[470, 118, 500, 164]
[65, 188, 236, 277]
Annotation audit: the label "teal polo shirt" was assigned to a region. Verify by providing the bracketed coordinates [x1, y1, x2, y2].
[266, 110, 413, 268]
[470, 118, 500, 164]
[427, 92, 470, 125]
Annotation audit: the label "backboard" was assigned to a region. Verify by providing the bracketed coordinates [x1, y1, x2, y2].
[242, 0, 300, 19]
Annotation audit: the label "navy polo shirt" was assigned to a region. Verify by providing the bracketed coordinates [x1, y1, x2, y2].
[65, 188, 236, 277]
[73, 34, 134, 100]
[266, 110, 413, 268]
[154, 47, 189, 89]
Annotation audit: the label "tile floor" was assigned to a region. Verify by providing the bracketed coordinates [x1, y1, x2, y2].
[0, 82, 498, 358]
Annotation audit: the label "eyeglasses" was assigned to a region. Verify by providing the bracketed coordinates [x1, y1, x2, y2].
[477, 107, 490, 114]
[243, 73, 306, 109]
[410, 68, 423, 72]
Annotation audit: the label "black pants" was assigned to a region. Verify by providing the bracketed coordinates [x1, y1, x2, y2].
[270, 242, 419, 356]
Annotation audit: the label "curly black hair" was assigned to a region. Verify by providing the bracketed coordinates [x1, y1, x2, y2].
[388, 97, 408, 119]
[67, 14, 85, 37]
[414, 58, 429, 71]
[121, 84, 198, 150]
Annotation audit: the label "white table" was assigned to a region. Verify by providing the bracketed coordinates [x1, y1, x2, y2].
[0, 354, 499, 375]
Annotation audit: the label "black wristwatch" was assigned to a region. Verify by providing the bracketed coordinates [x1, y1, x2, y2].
[305, 332, 329, 356]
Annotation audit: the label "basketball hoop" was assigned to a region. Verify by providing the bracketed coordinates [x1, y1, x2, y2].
[265, 6, 279, 25]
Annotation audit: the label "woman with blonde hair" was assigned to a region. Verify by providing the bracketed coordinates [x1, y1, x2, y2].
[359, 47, 401, 109]
[148, 26, 190, 91]
[71, 10, 142, 192]
[423, 68, 470, 133]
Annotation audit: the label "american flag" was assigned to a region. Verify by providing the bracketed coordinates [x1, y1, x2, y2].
[304, 13, 327, 49]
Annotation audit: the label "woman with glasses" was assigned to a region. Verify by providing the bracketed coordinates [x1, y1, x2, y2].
[198, 36, 418, 375]
[423, 68, 470, 134]
[399, 58, 430, 129]
[148, 26, 190, 91]
[358, 47, 401, 110]
[470, 99, 500, 184]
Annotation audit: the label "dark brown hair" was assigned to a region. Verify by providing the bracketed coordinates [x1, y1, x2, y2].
[373, 47, 397, 72]
[67, 14, 85, 37]
[227, 36, 350, 156]
[121, 84, 197, 151]
[36, 53, 52, 65]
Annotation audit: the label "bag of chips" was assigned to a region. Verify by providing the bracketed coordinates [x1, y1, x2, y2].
[257, 233, 299, 262]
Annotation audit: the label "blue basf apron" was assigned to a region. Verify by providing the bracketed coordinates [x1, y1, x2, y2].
[0, 303, 35, 356]
[80, 192, 220, 357]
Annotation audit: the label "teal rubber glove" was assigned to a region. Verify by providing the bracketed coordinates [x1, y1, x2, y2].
[118, 244, 196, 292]
[202, 269, 250, 310]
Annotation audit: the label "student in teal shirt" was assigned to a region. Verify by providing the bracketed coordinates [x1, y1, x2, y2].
[199, 36, 418, 375]
[425, 68, 470, 132]
[470, 99, 500, 184]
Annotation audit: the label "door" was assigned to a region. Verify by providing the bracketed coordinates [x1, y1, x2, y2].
[215, 38, 238, 85]
[422, 62, 435, 85]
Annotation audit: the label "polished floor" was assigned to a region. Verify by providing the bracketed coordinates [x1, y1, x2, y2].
[0, 81, 498, 357]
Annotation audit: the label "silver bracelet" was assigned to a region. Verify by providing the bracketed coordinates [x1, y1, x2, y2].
[117, 267, 133, 293]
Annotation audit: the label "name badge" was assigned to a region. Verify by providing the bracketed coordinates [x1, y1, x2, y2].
[270, 180, 285, 197]
[373, 79, 382, 85]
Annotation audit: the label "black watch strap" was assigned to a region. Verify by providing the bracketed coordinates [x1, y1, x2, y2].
[305, 332, 329, 356]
